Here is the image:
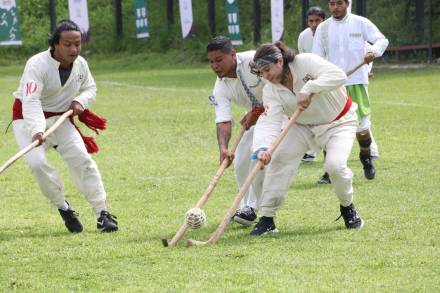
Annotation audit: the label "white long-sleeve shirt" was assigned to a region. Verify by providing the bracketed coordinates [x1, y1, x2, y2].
[210, 51, 265, 123]
[297, 27, 314, 53]
[312, 13, 388, 85]
[253, 53, 350, 151]
[13, 49, 97, 136]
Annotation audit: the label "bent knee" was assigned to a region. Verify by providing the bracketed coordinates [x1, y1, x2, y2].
[324, 160, 347, 175]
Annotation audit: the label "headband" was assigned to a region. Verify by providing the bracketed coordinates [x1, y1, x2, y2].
[253, 51, 283, 68]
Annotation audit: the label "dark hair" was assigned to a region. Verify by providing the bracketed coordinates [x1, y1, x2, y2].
[206, 36, 233, 53]
[250, 41, 295, 77]
[307, 6, 325, 19]
[48, 19, 81, 48]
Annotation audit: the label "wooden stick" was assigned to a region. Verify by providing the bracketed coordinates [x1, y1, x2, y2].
[187, 109, 302, 247]
[186, 62, 364, 247]
[0, 110, 73, 175]
[346, 60, 368, 77]
[162, 126, 246, 247]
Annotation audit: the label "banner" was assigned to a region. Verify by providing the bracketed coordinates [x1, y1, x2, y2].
[134, 0, 149, 38]
[68, 0, 89, 42]
[225, 0, 242, 45]
[347, 0, 352, 13]
[0, 0, 22, 46]
[271, 0, 283, 42]
[179, 0, 193, 38]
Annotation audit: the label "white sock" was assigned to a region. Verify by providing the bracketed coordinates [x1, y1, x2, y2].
[93, 204, 107, 219]
[59, 201, 69, 211]
[90, 198, 107, 219]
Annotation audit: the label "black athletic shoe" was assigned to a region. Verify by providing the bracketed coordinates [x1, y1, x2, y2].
[233, 206, 257, 226]
[302, 153, 316, 163]
[360, 154, 376, 180]
[250, 216, 279, 236]
[337, 203, 364, 229]
[97, 211, 118, 233]
[316, 172, 331, 184]
[58, 202, 83, 233]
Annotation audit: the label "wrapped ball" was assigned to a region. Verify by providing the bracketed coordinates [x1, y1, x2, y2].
[185, 207, 207, 229]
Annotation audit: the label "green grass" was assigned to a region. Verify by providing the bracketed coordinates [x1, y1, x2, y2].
[0, 63, 439, 292]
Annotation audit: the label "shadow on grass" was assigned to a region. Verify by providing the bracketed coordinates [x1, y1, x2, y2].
[229, 224, 342, 243]
[291, 182, 331, 191]
[157, 223, 344, 248]
[0, 228, 101, 242]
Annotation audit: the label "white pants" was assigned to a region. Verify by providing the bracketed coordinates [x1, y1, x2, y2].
[233, 127, 264, 211]
[12, 117, 107, 215]
[259, 109, 358, 217]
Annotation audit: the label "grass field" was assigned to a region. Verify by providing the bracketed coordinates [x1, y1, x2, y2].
[0, 62, 439, 292]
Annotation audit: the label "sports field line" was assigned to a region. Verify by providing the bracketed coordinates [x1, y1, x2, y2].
[99, 81, 439, 110]
[98, 80, 210, 93]
[375, 101, 440, 109]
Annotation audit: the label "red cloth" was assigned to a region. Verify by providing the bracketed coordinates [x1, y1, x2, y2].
[12, 99, 106, 153]
[72, 110, 107, 153]
[332, 96, 352, 122]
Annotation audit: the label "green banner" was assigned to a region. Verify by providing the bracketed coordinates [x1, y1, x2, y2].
[0, 0, 22, 45]
[225, 0, 242, 45]
[134, 0, 149, 38]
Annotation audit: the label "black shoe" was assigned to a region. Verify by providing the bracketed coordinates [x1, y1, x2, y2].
[233, 206, 257, 226]
[250, 216, 279, 236]
[316, 172, 331, 184]
[360, 154, 376, 180]
[337, 203, 364, 229]
[58, 202, 83, 233]
[97, 211, 118, 233]
[302, 153, 316, 163]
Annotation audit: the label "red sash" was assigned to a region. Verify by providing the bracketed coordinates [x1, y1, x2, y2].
[332, 96, 352, 122]
[12, 99, 106, 153]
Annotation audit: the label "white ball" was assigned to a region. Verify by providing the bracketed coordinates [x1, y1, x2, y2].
[185, 207, 207, 229]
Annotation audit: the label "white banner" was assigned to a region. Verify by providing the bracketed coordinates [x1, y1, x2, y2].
[271, 0, 284, 43]
[348, 0, 352, 14]
[68, 0, 89, 37]
[179, 0, 193, 38]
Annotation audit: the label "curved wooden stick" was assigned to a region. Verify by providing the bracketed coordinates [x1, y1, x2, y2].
[187, 109, 302, 247]
[0, 110, 73, 175]
[346, 60, 368, 77]
[162, 126, 246, 247]
[186, 63, 364, 247]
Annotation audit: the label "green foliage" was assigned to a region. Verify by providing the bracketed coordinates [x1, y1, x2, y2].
[0, 1, 439, 62]
[0, 62, 440, 291]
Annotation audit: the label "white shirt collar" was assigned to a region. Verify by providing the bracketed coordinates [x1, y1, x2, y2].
[45, 48, 61, 68]
[45, 47, 79, 69]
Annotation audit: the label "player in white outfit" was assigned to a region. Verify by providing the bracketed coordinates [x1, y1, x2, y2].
[297, 7, 326, 55]
[207, 36, 266, 226]
[297, 6, 333, 185]
[248, 42, 364, 236]
[312, 0, 389, 180]
[11, 20, 118, 233]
